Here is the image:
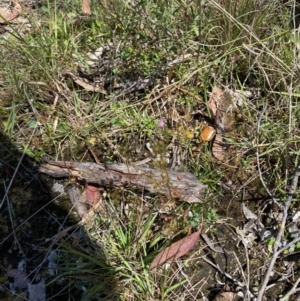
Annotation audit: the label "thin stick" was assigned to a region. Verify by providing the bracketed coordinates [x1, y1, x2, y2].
[255, 104, 282, 209]
[279, 277, 300, 301]
[202, 256, 255, 299]
[3, 182, 23, 254]
[0, 125, 37, 210]
[257, 166, 300, 301]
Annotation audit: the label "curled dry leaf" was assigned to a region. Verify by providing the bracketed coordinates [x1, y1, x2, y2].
[28, 279, 46, 301]
[68, 185, 88, 218]
[208, 86, 235, 133]
[7, 269, 30, 290]
[86, 184, 101, 205]
[213, 291, 236, 301]
[208, 86, 222, 117]
[214, 88, 234, 134]
[212, 134, 226, 161]
[0, 2, 22, 24]
[150, 226, 202, 268]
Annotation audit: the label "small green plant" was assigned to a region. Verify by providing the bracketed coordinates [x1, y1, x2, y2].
[188, 205, 219, 228]
[54, 195, 193, 300]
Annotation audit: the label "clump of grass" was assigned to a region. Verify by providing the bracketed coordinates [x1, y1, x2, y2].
[54, 194, 198, 300]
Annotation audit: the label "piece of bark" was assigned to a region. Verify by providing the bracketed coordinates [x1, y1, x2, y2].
[0, 2, 22, 24]
[39, 161, 207, 203]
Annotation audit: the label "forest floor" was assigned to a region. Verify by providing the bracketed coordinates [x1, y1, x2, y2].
[1, 1, 300, 300]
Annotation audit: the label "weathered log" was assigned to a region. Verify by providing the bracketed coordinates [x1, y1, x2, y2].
[39, 161, 207, 203]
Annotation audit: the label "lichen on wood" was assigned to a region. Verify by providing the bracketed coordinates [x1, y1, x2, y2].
[39, 161, 207, 203]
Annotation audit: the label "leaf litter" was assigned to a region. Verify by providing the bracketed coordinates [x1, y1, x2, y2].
[150, 225, 202, 268]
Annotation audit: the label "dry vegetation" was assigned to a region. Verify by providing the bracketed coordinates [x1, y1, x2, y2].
[1, 0, 300, 300]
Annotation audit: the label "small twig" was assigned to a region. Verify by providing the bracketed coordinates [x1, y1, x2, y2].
[241, 188, 251, 295]
[266, 262, 295, 291]
[0, 193, 62, 246]
[239, 237, 251, 300]
[255, 104, 282, 209]
[176, 261, 193, 287]
[0, 125, 37, 210]
[3, 182, 23, 255]
[202, 256, 256, 299]
[278, 236, 300, 254]
[279, 277, 300, 301]
[88, 146, 100, 163]
[257, 165, 300, 301]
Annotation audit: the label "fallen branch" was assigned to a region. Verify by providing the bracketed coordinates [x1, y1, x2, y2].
[39, 161, 207, 203]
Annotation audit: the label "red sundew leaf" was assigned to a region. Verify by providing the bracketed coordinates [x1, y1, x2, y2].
[150, 226, 202, 268]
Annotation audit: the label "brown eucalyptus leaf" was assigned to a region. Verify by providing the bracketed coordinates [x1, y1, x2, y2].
[208, 86, 222, 117]
[212, 134, 227, 161]
[0, 2, 22, 23]
[150, 227, 202, 268]
[86, 184, 101, 205]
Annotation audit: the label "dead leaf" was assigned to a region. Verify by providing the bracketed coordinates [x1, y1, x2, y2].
[212, 134, 227, 161]
[68, 185, 88, 218]
[63, 71, 107, 94]
[86, 184, 101, 205]
[28, 279, 46, 301]
[208, 86, 222, 117]
[0, 2, 22, 23]
[215, 91, 234, 133]
[209, 86, 235, 135]
[150, 226, 202, 268]
[7, 269, 30, 290]
[213, 291, 236, 301]
[82, 0, 91, 15]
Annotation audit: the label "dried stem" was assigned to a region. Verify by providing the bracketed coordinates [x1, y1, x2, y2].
[0, 125, 37, 210]
[256, 166, 300, 301]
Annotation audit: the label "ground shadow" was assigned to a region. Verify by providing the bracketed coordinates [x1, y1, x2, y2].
[0, 131, 119, 300]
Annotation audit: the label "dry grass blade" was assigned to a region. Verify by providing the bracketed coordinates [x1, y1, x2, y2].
[257, 165, 300, 301]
